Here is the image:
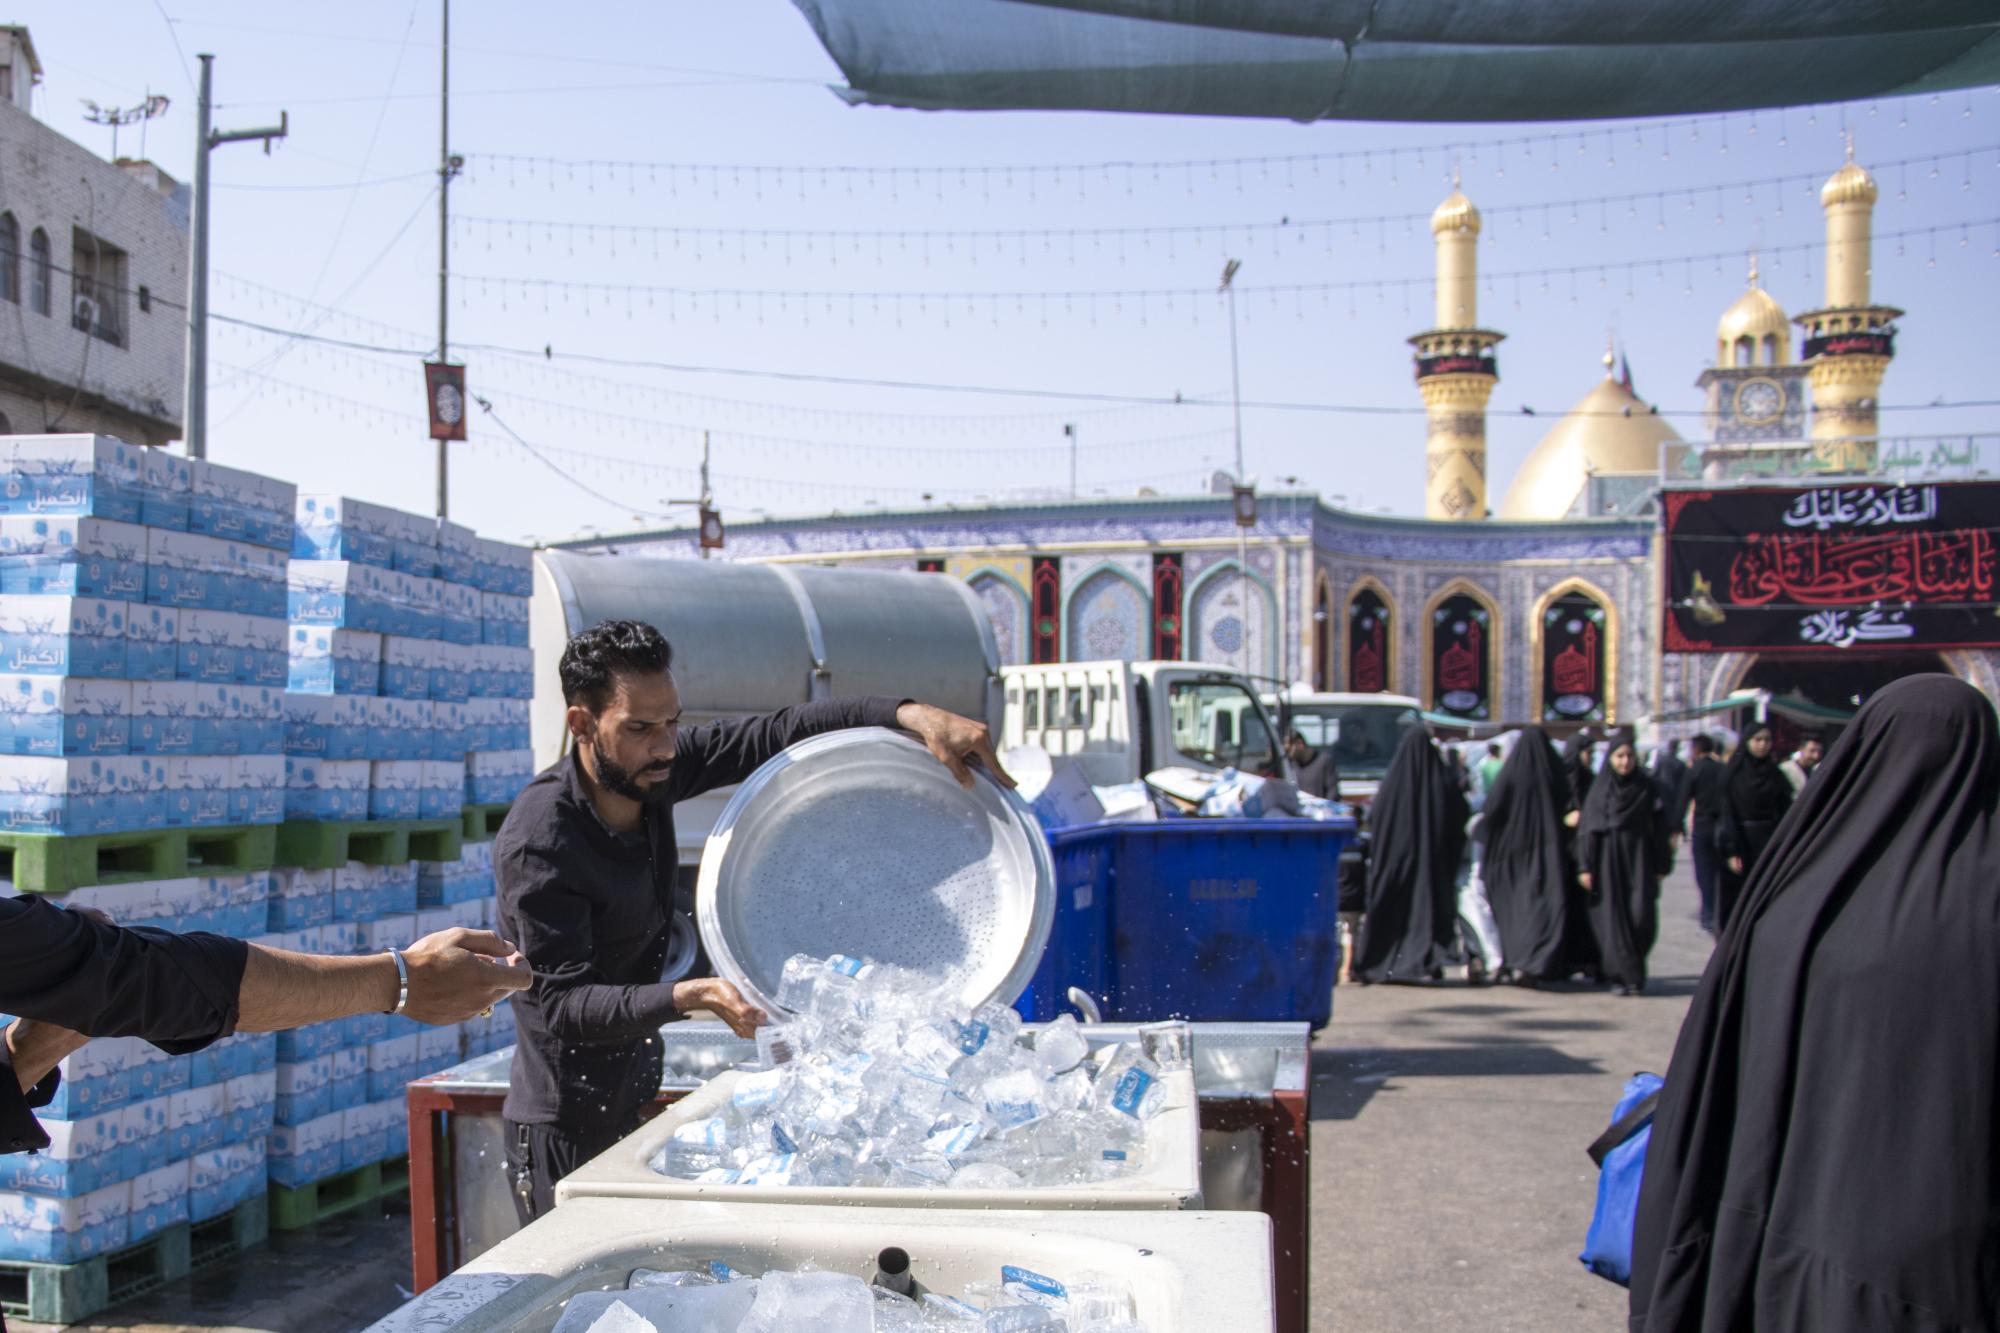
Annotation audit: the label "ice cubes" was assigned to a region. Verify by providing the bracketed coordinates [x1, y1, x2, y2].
[737, 1270, 874, 1333]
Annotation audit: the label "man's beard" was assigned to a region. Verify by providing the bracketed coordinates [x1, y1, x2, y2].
[592, 747, 673, 805]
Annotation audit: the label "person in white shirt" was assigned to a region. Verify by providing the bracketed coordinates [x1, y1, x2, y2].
[1780, 733, 1825, 792]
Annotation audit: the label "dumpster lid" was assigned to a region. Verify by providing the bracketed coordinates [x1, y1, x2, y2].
[696, 727, 1055, 1017]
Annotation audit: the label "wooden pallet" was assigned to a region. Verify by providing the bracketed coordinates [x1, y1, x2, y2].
[273, 818, 463, 871]
[268, 1155, 409, 1231]
[460, 803, 511, 843]
[0, 1194, 266, 1325]
[0, 823, 278, 896]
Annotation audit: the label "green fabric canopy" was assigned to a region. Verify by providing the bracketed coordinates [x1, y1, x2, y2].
[790, 0, 2000, 121]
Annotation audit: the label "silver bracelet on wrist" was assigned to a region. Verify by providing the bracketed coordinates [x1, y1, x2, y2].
[386, 948, 410, 1016]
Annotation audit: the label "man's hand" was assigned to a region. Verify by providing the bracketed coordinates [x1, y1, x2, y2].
[400, 929, 534, 1025]
[6, 1018, 90, 1093]
[896, 702, 1015, 791]
[1728, 856, 1744, 875]
[672, 977, 767, 1039]
[1579, 872, 1594, 892]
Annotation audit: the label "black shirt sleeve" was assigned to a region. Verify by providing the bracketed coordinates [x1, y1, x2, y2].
[0, 896, 248, 1046]
[502, 843, 683, 1044]
[665, 696, 908, 801]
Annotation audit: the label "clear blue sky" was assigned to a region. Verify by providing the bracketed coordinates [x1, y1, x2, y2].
[30, 3, 2000, 543]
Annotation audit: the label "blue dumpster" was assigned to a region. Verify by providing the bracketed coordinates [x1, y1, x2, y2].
[1018, 817, 1356, 1028]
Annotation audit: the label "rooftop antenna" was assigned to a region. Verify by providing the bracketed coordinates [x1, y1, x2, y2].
[81, 93, 169, 160]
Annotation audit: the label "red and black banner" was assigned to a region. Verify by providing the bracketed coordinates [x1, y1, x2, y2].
[1662, 481, 2000, 654]
[1429, 593, 1492, 720]
[1540, 592, 1607, 723]
[424, 362, 468, 442]
[1348, 588, 1390, 693]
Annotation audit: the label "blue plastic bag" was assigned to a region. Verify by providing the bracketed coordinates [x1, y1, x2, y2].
[1580, 1071, 1665, 1286]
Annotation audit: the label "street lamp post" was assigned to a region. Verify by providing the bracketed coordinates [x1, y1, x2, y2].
[1219, 259, 1244, 483]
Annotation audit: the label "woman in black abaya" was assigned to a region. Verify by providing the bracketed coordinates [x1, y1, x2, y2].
[1630, 675, 2000, 1332]
[1712, 720, 1792, 932]
[1575, 730, 1672, 996]
[1480, 726, 1575, 984]
[1353, 729, 1468, 984]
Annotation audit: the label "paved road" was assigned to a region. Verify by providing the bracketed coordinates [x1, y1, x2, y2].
[1309, 861, 1710, 1332]
[35, 864, 1712, 1332]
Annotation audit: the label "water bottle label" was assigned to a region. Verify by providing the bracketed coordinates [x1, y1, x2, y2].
[926, 1121, 982, 1156]
[828, 954, 873, 978]
[670, 1116, 727, 1148]
[731, 1068, 788, 1109]
[771, 1122, 799, 1155]
[692, 1167, 740, 1185]
[708, 1260, 749, 1282]
[1001, 1266, 1069, 1308]
[956, 1019, 991, 1055]
[1102, 1149, 1128, 1161]
[1111, 1067, 1156, 1118]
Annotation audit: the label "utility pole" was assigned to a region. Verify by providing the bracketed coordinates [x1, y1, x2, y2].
[435, 0, 462, 517]
[182, 55, 287, 462]
[1064, 423, 1077, 498]
[1219, 258, 1244, 483]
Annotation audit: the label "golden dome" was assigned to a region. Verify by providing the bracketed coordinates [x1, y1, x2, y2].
[1495, 366, 1683, 521]
[1431, 189, 1481, 237]
[1821, 139, 1878, 208]
[1716, 260, 1792, 366]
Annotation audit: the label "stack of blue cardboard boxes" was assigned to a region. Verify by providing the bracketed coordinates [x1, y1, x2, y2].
[0, 437, 290, 837]
[0, 439, 537, 1267]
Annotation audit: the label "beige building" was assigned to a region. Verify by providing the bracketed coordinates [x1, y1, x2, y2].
[0, 27, 187, 446]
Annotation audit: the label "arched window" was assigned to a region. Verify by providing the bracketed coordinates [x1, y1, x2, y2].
[1760, 333, 1779, 366]
[26, 228, 47, 315]
[1539, 589, 1609, 724]
[1347, 586, 1391, 693]
[0, 213, 17, 305]
[1733, 335, 1753, 369]
[1030, 556, 1061, 664]
[1427, 589, 1494, 721]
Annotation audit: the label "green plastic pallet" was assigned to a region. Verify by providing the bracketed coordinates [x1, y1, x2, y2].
[0, 1220, 190, 1325]
[189, 1192, 269, 1272]
[274, 819, 464, 871]
[268, 1155, 409, 1231]
[0, 823, 278, 896]
[461, 803, 512, 843]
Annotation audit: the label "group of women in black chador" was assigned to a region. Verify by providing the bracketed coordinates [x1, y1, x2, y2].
[1353, 717, 1796, 996]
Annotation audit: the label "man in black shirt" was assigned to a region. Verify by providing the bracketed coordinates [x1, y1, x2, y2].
[496, 619, 1010, 1222]
[2, 901, 529, 1159]
[1284, 729, 1342, 802]
[1683, 733, 1726, 934]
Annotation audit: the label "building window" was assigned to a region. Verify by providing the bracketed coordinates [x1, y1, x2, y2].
[27, 227, 48, 316]
[137, 284, 151, 314]
[1760, 333, 1779, 366]
[915, 557, 944, 573]
[0, 213, 17, 305]
[71, 228, 128, 347]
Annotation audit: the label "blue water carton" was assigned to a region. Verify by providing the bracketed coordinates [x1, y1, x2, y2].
[419, 760, 464, 820]
[430, 699, 469, 761]
[0, 515, 146, 599]
[294, 494, 397, 568]
[381, 634, 437, 700]
[435, 519, 478, 586]
[189, 458, 296, 552]
[430, 641, 473, 703]
[267, 1110, 343, 1188]
[165, 1083, 227, 1159]
[222, 1071, 276, 1145]
[188, 1139, 265, 1223]
[0, 1108, 126, 1196]
[177, 609, 285, 686]
[235, 685, 284, 756]
[438, 580, 481, 646]
[268, 867, 334, 930]
[369, 760, 423, 821]
[206, 870, 271, 937]
[163, 756, 233, 828]
[475, 644, 533, 700]
[140, 447, 192, 531]
[126, 1161, 189, 1245]
[284, 756, 370, 821]
[0, 754, 159, 834]
[479, 591, 530, 647]
[130, 680, 199, 755]
[0, 435, 144, 525]
[116, 1096, 168, 1177]
[341, 1102, 395, 1173]
[390, 509, 439, 578]
[283, 692, 370, 761]
[466, 749, 532, 805]
[0, 675, 130, 756]
[0, 594, 129, 677]
[286, 625, 382, 696]
[0, 1183, 130, 1263]
[475, 535, 534, 596]
[231, 755, 285, 824]
[324, 1047, 369, 1114]
[386, 697, 432, 760]
[125, 602, 179, 682]
[365, 1035, 420, 1101]
[289, 559, 406, 635]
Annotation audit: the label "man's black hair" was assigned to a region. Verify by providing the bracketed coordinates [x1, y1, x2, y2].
[1486, 742, 1502, 756]
[1691, 734, 1716, 755]
[559, 620, 673, 712]
[1286, 728, 1308, 745]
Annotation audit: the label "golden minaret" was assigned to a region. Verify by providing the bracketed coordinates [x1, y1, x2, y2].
[1795, 137, 1902, 471]
[1409, 175, 1504, 519]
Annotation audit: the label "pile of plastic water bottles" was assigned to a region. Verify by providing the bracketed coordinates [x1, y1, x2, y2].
[650, 953, 1185, 1192]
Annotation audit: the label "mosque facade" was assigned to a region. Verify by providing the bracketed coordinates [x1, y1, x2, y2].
[569, 149, 1999, 731]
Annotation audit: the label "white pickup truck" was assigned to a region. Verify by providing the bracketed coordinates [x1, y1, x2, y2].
[1001, 660, 1290, 789]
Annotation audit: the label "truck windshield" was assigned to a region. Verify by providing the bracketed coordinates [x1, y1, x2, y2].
[1167, 680, 1280, 775]
[1290, 703, 1424, 780]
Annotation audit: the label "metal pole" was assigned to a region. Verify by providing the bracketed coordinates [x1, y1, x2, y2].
[435, 0, 450, 518]
[1064, 423, 1077, 498]
[1226, 283, 1244, 482]
[183, 55, 212, 461]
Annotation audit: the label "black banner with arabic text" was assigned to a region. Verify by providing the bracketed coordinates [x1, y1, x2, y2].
[1662, 481, 2000, 654]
